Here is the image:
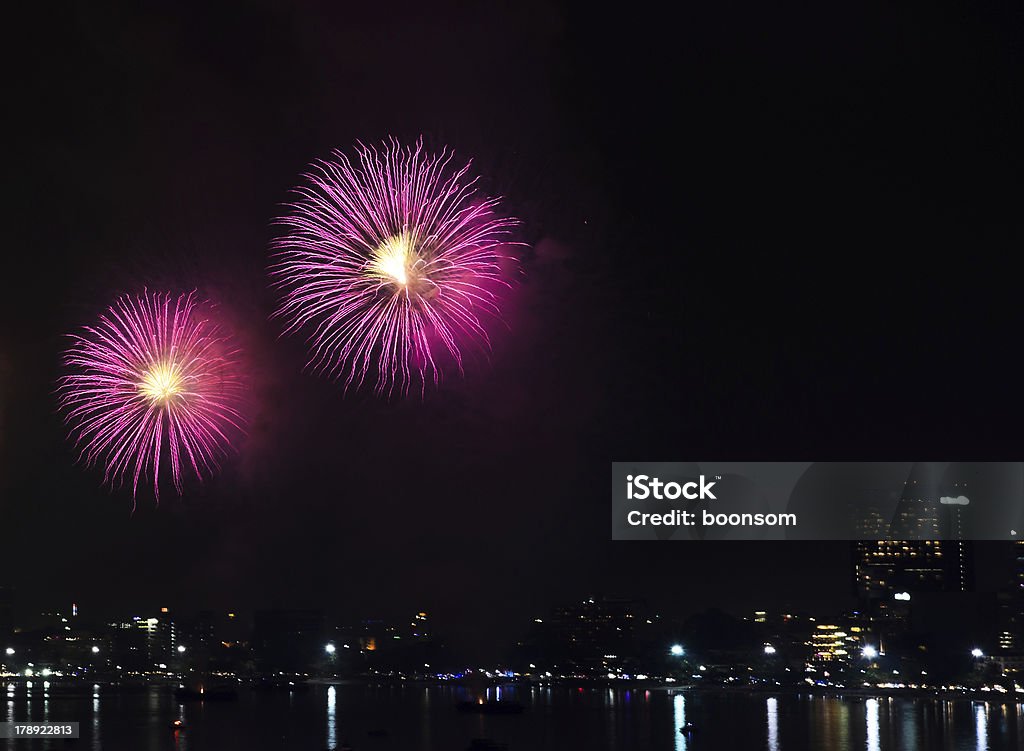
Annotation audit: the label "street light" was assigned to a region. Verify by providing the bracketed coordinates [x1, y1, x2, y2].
[176, 645, 186, 654]
[971, 648, 984, 659]
[4, 648, 13, 656]
[764, 645, 777, 655]
[91, 646, 100, 654]
[669, 644, 684, 657]
[325, 643, 336, 655]
[861, 645, 878, 659]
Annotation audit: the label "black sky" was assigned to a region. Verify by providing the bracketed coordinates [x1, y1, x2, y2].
[2, 1, 1023, 660]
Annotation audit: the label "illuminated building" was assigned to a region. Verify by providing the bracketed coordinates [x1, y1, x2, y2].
[992, 542, 1024, 676]
[110, 615, 175, 670]
[340, 612, 439, 675]
[355, 612, 430, 653]
[748, 610, 818, 664]
[410, 611, 429, 639]
[1017, 540, 1024, 592]
[539, 596, 643, 673]
[995, 541, 1024, 653]
[853, 464, 974, 619]
[808, 624, 861, 663]
[853, 540, 972, 603]
[852, 540, 973, 645]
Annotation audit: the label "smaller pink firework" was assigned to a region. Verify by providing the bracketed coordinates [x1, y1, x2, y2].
[59, 290, 246, 503]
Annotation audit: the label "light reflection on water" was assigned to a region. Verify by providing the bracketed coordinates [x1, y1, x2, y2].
[326, 685, 336, 750]
[91, 685, 101, 751]
[867, 698, 880, 751]
[975, 703, 987, 751]
[767, 696, 779, 751]
[673, 693, 686, 751]
[898, 696, 918, 751]
[0, 685, 1021, 750]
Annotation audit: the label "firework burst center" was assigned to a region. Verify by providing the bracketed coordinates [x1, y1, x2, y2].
[139, 360, 184, 405]
[369, 232, 438, 299]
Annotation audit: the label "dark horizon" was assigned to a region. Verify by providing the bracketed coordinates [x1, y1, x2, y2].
[4, 1, 1024, 666]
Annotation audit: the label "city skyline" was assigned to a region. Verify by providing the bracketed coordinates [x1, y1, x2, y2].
[2, 539, 1021, 674]
[4, 0, 1024, 689]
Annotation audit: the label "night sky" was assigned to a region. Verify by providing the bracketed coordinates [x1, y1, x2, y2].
[2, 2, 1023, 661]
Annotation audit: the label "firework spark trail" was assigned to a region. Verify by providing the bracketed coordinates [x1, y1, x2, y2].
[58, 291, 246, 503]
[270, 138, 520, 396]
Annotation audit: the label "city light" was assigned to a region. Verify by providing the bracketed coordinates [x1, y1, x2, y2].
[0, 582, 1014, 702]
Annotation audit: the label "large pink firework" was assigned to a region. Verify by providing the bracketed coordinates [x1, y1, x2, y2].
[270, 138, 520, 395]
[58, 291, 245, 502]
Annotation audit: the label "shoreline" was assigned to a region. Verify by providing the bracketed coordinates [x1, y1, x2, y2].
[5, 677, 1020, 705]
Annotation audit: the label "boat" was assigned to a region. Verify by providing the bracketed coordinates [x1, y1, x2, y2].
[457, 699, 525, 715]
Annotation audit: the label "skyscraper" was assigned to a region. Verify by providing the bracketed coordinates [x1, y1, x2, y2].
[996, 540, 1024, 652]
[530, 596, 645, 674]
[1015, 539, 1024, 594]
[852, 540, 973, 602]
[889, 462, 1024, 540]
[109, 615, 175, 670]
[854, 462, 976, 619]
[851, 538, 976, 661]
